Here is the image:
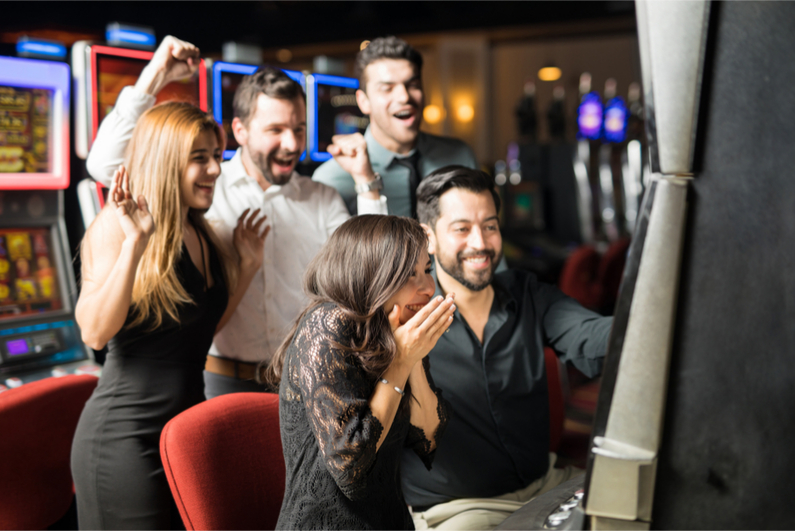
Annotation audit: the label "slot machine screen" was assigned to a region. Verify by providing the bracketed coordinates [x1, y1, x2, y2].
[0, 228, 63, 321]
[211, 62, 305, 160]
[0, 56, 69, 189]
[91, 46, 206, 142]
[603, 96, 628, 143]
[0, 86, 53, 174]
[577, 92, 603, 141]
[309, 74, 369, 162]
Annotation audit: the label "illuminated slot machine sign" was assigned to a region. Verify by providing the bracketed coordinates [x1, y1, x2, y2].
[577, 91, 604, 141]
[602, 96, 629, 144]
[211, 61, 305, 160]
[307, 74, 369, 162]
[0, 56, 69, 189]
[0, 56, 91, 382]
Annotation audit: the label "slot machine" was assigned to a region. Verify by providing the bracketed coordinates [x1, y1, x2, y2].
[0, 56, 94, 390]
[72, 28, 208, 228]
[306, 73, 369, 165]
[210, 61, 305, 161]
[497, 1, 795, 529]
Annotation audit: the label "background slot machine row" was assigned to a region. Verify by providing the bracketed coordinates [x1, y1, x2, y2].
[0, 56, 94, 389]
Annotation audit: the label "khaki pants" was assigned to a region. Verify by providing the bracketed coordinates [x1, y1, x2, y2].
[412, 454, 583, 530]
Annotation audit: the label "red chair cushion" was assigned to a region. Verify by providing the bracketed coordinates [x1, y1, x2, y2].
[160, 392, 284, 531]
[558, 245, 603, 310]
[0, 374, 98, 530]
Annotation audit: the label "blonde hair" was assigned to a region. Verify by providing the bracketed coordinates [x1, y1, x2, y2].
[122, 102, 235, 329]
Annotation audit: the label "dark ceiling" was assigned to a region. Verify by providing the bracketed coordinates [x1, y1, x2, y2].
[3, 1, 635, 54]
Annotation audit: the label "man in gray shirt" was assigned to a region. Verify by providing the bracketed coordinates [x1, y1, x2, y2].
[404, 166, 613, 530]
[312, 36, 477, 217]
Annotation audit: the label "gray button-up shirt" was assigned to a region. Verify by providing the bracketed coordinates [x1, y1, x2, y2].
[312, 127, 477, 216]
[402, 269, 612, 507]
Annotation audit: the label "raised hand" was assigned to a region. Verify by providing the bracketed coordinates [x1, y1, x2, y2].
[388, 293, 456, 368]
[327, 133, 377, 186]
[108, 165, 154, 249]
[136, 35, 201, 97]
[232, 208, 269, 274]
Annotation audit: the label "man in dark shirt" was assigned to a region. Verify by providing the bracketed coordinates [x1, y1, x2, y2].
[403, 166, 612, 530]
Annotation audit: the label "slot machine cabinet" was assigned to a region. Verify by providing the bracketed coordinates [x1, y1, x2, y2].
[211, 61, 305, 161]
[497, 1, 795, 529]
[306, 73, 368, 165]
[0, 56, 94, 387]
[71, 42, 208, 228]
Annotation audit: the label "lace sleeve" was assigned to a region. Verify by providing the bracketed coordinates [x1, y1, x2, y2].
[404, 357, 452, 470]
[294, 305, 384, 501]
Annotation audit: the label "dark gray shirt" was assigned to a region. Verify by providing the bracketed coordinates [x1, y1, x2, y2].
[402, 269, 612, 508]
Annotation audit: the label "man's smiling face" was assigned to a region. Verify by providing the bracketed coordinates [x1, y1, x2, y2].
[356, 58, 424, 155]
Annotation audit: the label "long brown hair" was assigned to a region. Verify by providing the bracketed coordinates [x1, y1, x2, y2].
[263, 215, 428, 392]
[118, 102, 234, 328]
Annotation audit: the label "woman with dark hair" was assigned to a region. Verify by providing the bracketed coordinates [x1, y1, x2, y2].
[265, 215, 454, 530]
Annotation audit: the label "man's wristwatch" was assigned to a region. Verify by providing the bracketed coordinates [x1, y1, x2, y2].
[354, 173, 383, 194]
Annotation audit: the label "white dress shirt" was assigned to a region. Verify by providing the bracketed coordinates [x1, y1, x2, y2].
[85, 86, 389, 363]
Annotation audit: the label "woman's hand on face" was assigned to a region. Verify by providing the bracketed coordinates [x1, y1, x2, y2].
[388, 294, 456, 368]
[233, 208, 269, 274]
[108, 165, 154, 251]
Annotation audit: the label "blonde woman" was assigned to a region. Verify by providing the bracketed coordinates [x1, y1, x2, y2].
[71, 102, 267, 530]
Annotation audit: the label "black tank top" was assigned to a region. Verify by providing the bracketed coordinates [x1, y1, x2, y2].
[107, 228, 228, 366]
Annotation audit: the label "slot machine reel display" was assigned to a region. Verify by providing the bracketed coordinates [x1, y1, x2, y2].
[0, 55, 94, 388]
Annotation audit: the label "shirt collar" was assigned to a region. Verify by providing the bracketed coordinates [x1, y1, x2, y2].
[364, 126, 423, 170]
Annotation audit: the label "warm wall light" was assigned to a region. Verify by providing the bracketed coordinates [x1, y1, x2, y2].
[456, 103, 474, 123]
[360, 40, 371, 51]
[423, 105, 444, 124]
[538, 66, 562, 82]
[276, 49, 292, 63]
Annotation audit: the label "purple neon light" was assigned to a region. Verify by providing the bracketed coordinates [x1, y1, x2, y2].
[6, 339, 29, 356]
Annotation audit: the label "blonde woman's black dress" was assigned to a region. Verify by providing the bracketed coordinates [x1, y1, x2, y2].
[71, 238, 227, 530]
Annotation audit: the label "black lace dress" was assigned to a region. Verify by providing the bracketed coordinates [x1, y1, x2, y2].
[277, 302, 450, 530]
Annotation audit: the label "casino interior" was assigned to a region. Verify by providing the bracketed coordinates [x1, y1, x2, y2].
[1, 1, 794, 529]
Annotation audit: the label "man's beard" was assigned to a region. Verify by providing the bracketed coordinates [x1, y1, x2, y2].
[253, 151, 294, 186]
[436, 248, 499, 292]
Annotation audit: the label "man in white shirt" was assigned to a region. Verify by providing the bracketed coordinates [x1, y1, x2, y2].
[86, 36, 388, 398]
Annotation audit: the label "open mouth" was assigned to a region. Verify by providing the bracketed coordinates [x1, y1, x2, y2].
[405, 302, 428, 312]
[393, 108, 417, 124]
[272, 155, 295, 172]
[462, 255, 491, 269]
[195, 181, 215, 193]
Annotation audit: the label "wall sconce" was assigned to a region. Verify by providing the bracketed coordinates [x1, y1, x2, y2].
[538, 65, 562, 82]
[456, 103, 475, 123]
[276, 49, 293, 63]
[423, 104, 445, 124]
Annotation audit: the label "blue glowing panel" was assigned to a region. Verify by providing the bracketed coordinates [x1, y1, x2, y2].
[308, 74, 368, 163]
[106, 28, 156, 48]
[211, 62, 305, 160]
[577, 92, 603, 141]
[16, 40, 67, 59]
[603, 96, 629, 143]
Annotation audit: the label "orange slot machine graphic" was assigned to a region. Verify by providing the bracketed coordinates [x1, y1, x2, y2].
[0, 56, 94, 390]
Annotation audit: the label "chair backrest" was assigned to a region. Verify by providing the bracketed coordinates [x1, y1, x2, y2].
[544, 347, 566, 453]
[160, 392, 284, 531]
[596, 237, 631, 313]
[0, 374, 98, 530]
[558, 245, 603, 311]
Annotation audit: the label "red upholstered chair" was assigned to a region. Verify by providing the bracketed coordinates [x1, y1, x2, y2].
[544, 347, 566, 453]
[558, 245, 603, 311]
[160, 392, 284, 531]
[0, 374, 98, 530]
